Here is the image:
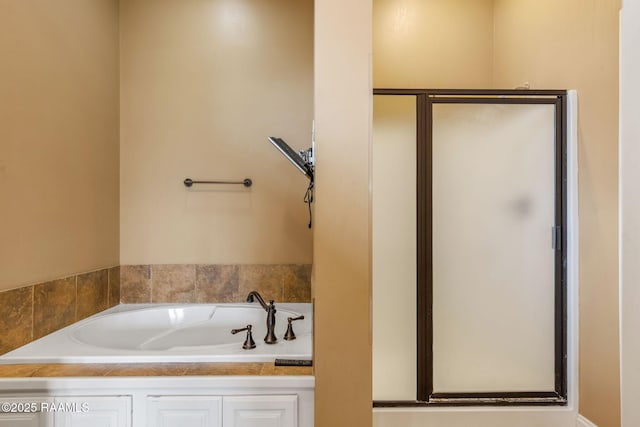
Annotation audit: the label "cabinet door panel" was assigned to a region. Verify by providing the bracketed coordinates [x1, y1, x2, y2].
[147, 396, 222, 427]
[0, 413, 50, 427]
[0, 398, 52, 427]
[54, 396, 131, 427]
[223, 395, 297, 427]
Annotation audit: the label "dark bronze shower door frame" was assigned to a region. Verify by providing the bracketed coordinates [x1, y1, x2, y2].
[373, 89, 568, 407]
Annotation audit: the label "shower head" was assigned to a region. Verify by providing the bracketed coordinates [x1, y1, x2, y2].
[267, 136, 314, 180]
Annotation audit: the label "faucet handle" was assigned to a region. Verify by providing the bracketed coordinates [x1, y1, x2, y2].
[231, 324, 256, 350]
[284, 315, 305, 341]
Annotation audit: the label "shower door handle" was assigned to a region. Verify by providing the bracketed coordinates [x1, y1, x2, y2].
[552, 226, 562, 250]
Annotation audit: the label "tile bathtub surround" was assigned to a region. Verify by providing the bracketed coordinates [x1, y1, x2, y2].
[282, 264, 312, 302]
[33, 277, 76, 340]
[108, 266, 120, 307]
[196, 265, 239, 303]
[120, 264, 312, 304]
[0, 266, 120, 354]
[154, 264, 196, 303]
[0, 287, 33, 354]
[76, 269, 109, 320]
[119, 264, 151, 303]
[0, 264, 308, 354]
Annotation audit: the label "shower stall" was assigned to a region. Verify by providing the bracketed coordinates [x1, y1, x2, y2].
[372, 90, 578, 424]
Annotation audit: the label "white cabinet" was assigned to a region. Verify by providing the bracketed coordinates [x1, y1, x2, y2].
[54, 396, 131, 427]
[0, 377, 313, 427]
[0, 412, 51, 427]
[222, 396, 297, 427]
[0, 398, 52, 427]
[0, 396, 130, 427]
[145, 395, 297, 427]
[0, 394, 303, 427]
[146, 396, 222, 427]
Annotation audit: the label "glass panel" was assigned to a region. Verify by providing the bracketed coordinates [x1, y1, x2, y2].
[431, 102, 556, 393]
[372, 95, 417, 400]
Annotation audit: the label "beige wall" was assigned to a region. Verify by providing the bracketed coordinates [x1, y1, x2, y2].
[119, 0, 313, 266]
[0, 0, 120, 291]
[314, 0, 372, 425]
[493, 1, 620, 425]
[373, 0, 494, 88]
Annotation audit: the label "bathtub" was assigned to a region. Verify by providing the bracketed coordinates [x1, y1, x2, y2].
[0, 303, 312, 364]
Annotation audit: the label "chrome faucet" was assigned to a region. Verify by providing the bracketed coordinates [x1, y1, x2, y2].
[246, 291, 278, 344]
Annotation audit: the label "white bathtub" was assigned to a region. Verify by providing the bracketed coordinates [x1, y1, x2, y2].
[0, 303, 312, 364]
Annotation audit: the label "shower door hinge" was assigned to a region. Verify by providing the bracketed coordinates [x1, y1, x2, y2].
[552, 226, 562, 250]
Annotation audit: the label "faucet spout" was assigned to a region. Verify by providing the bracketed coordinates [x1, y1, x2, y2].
[246, 291, 269, 311]
[245, 291, 278, 344]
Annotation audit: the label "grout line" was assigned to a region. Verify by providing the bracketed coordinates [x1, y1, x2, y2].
[74, 274, 78, 322]
[30, 285, 35, 343]
[118, 266, 122, 305]
[103, 268, 108, 309]
[191, 264, 196, 303]
[194, 264, 199, 303]
[149, 265, 153, 303]
[107, 267, 111, 307]
[120, 266, 125, 304]
[281, 267, 286, 302]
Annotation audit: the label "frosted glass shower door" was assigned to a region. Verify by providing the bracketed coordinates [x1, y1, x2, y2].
[431, 102, 558, 394]
[371, 90, 567, 406]
[372, 95, 417, 401]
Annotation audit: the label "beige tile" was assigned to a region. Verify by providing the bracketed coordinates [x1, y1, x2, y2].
[260, 364, 313, 376]
[238, 264, 285, 302]
[152, 264, 195, 303]
[108, 266, 120, 307]
[0, 286, 33, 354]
[30, 363, 115, 377]
[0, 364, 44, 377]
[195, 265, 239, 303]
[283, 264, 312, 302]
[106, 363, 189, 376]
[76, 269, 109, 320]
[182, 362, 264, 376]
[33, 277, 76, 340]
[120, 265, 151, 303]
[0, 362, 311, 378]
